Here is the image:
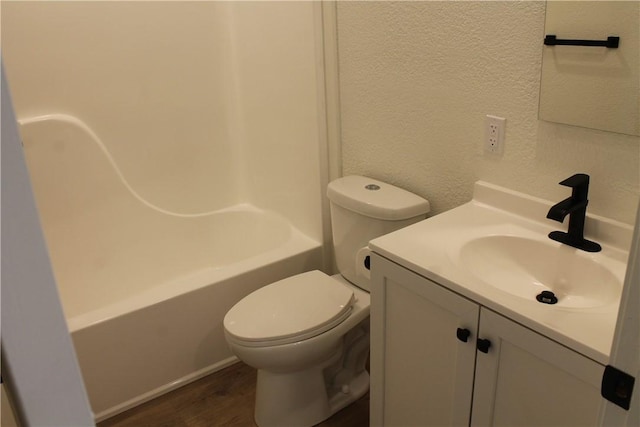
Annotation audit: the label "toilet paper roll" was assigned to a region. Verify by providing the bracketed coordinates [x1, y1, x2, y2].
[355, 246, 372, 281]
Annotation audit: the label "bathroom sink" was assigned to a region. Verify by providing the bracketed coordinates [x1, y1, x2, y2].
[458, 235, 622, 308]
[370, 181, 632, 363]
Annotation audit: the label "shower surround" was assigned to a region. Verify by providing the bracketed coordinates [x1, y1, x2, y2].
[3, 1, 327, 420]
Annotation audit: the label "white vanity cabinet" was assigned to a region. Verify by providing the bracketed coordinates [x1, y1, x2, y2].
[370, 253, 604, 427]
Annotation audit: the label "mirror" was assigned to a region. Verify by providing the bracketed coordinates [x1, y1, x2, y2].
[539, 1, 639, 136]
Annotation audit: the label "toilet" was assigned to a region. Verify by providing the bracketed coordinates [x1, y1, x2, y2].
[223, 175, 430, 426]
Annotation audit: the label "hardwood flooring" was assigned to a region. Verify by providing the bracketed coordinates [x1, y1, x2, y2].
[97, 362, 369, 427]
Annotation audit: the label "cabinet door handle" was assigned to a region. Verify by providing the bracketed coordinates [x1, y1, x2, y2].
[477, 338, 492, 353]
[456, 328, 471, 343]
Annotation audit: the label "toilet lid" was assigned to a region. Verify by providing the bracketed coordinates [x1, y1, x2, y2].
[224, 271, 355, 346]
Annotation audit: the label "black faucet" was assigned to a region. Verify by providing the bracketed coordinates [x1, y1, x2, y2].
[546, 173, 601, 252]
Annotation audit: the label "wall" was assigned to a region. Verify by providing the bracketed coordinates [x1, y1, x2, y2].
[2, 1, 324, 241]
[2, 1, 239, 213]
[228, 1, 325, 240]
[336, 1, 639, 225]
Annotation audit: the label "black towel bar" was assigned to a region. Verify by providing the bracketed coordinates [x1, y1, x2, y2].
[544, 35, 620, 49]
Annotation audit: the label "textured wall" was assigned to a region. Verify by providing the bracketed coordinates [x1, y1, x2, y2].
[337, 1, 639, 225]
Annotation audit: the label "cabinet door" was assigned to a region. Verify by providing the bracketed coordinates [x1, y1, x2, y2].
[472, 308, 604, 426]
[370, 254, 480, 427]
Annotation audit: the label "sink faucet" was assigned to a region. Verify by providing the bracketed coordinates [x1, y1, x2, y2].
[546, 173, 601, 252]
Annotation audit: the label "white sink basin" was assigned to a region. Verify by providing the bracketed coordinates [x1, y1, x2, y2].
[459, 235, 622, 308]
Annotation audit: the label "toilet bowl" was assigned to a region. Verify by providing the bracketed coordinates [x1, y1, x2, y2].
[225, 272, 370, 426]
[223, 176, 430, 426]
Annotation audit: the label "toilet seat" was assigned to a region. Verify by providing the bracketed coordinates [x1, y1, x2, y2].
[224, 271, 355, 347]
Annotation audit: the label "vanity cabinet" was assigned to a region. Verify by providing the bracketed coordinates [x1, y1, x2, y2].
[370, 254, 604, 427]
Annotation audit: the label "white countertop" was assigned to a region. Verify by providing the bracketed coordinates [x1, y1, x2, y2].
[369, 181, 632, 365]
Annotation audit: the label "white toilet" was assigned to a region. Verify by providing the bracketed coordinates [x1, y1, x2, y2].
[223, 175, 430, 426]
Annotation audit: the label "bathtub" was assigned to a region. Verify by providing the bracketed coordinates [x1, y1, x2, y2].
[19, 115, 323, 421]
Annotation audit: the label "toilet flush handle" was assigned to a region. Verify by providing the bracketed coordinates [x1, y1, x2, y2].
[356, 247, 372, 280]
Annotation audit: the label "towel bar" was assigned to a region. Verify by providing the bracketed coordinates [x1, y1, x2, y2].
[544, 35, 620, 49]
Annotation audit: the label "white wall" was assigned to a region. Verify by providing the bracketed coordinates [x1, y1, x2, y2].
[2, 1, 325, 241]
[226, 1, 325, 241]
[337, 1, 639, 225]
[2, 1, 240, 213]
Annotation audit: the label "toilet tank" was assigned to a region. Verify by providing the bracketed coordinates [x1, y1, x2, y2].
[327, 176, 430, 291]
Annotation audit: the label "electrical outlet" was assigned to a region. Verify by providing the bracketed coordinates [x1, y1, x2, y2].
[485, 115, 506, 154]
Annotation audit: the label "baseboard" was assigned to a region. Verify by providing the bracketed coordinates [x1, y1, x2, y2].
[93, 356, 239, 423]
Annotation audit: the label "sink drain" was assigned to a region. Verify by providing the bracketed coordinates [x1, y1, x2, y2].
[536, 290, 558, 305]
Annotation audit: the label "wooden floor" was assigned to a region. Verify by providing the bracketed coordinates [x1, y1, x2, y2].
[98, 362, 369, 427]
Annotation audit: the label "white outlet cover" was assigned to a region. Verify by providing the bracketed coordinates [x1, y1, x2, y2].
[485, 115, 506, 154]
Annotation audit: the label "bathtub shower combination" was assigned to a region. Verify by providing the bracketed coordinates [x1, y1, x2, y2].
[20, 114, 323, 420]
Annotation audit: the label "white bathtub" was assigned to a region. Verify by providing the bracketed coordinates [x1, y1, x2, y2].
[19, 115, 323, 421]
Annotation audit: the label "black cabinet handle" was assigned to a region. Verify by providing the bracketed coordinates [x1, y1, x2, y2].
[456, 328, 471, 343]
[477, 338, 492, 353]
